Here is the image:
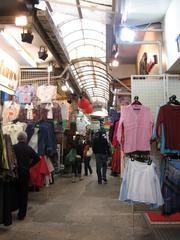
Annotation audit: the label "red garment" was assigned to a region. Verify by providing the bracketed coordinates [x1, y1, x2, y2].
[112, 148, 121, 174]
[30, 156, 50, 188]
[156, 104, 180, 150]
[112, 121, 120, 146]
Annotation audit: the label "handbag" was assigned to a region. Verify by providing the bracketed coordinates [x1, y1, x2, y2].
[86, 147, 93, 157]
[65, 148, 77, 164]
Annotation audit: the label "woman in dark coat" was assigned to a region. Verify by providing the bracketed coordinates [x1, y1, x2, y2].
[13, 131, 40, 220]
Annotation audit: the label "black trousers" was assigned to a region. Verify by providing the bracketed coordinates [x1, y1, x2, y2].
[18, 174, 29, 219]
[84, 157, 92, 176]
[95, 154, 107, 182]
[72, 158, 82, 176]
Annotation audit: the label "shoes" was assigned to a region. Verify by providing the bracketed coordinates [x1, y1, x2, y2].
[79, 176, 84, 181]
[72, 176, 76, 183]
[103, 179, 108, 184]
[17, 214, 26, 220]
[98, 181, 102, 184]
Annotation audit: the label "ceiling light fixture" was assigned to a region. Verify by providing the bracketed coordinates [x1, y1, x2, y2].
[120, 27, 135, 42]
[35, 0, 47, 10]
[112, 59, 119, 67]
[21, 28, 34, 44]
[69, 87, 74, 94]
[1, 30, 37, 67]
[38, 46, 48, 61]
[47, 62, 53, 72]
[65, 81, 70, 89]
[61, 85, 68, 91]
[15, 16, 28, 26]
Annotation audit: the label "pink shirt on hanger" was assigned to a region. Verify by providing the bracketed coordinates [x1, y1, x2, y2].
[117, 104, 153, 153]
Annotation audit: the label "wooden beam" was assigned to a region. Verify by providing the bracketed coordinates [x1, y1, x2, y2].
[0, 15, 32, 25]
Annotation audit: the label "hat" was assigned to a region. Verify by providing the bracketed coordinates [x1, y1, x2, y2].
[17, 131, 27, 142]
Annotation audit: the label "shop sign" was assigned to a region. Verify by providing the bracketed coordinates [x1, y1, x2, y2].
[0, 60, 18, 95]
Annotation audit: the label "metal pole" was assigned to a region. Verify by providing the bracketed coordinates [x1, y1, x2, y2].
[158, 41, 163, 74]
[48, 70, 50, 85]
[132, 203, 135, 236]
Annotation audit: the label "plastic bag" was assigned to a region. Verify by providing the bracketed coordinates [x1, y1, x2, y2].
[65, 148, 77, 164]
[86, 147, 93, 157]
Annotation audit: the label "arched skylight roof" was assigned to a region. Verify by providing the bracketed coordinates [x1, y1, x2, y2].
[51, 1, 113, 107]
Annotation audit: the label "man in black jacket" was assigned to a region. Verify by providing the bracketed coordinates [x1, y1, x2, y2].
[13, 131, 40, 220]
[92, 131, 109, 184]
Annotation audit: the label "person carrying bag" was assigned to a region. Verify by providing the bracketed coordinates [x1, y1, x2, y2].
[83, 141, 93, 176]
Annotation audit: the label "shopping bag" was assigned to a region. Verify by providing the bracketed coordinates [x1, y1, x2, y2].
[65, 148, 77, 164]
[86, 147, 93, 157]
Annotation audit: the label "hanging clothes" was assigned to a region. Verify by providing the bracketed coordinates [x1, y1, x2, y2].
[117, 104, 153, 153]
[29, 156, 50, 188]
[156, 104, 180, 150]
[111, 147, 121, 174]
[2, 101, 20, 125]
[112, 120, 120, 147]
[119, 159, 164, 207]
[36, 85, 57, 103]
[15, 85, 36, 104]
[2, 122, 27, 145]
[161, 159, 180, 215]
[28, 127, 39, 153]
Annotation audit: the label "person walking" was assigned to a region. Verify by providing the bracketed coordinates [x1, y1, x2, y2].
[92, 131, 110, 184]
[71, 134, 84, 182]
[13, 131, 40, 220]
[83, 140, 93, 176]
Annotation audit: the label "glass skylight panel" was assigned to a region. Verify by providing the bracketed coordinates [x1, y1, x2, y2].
[81, 0, 112, 7]
[67, 40, 85, 52]
[64, 31, 84, 47]
[50, 2, 110, 106]
[71, 45, 96, 59]
[83, 30, 104, 42]
[61, 19, 81, 36]
[53, 13, 76, 27]
[82, 19, 105, 32]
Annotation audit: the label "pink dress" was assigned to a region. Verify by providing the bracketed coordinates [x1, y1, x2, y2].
[117, 104, 153, 153]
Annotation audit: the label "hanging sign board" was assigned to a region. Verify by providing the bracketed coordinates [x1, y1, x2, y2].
[0, 49, 19, 95]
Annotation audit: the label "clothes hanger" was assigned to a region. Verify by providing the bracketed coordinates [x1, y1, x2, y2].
[131, 96, 142, 110]
[131, 96, 142, 105]
[168, 95, 180, 105]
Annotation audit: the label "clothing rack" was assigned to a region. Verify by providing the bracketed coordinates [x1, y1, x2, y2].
[127, 151, 153, 235]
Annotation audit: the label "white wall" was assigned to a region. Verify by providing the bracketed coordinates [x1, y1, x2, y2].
[163, 0, 180, 69]
[110, 64, 136, 79]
